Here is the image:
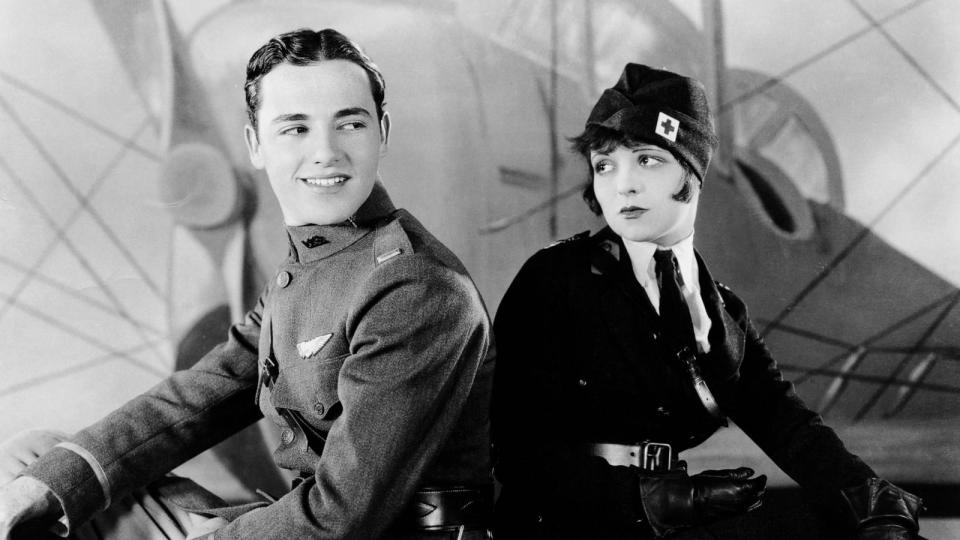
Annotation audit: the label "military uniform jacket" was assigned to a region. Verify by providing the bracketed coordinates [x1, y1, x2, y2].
[26, 183, 494, 539]
[491, 228, 874, 537]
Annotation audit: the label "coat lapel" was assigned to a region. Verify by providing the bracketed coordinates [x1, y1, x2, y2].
[695, 251, 745, 382]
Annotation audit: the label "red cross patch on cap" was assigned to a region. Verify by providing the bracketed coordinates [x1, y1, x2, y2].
[655, 112, 679, 142]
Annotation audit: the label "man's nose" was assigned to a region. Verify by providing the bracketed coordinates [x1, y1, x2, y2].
[309, 130, 341, 165]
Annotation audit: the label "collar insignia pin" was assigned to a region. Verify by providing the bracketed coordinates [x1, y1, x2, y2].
[302, 235, 329, 249]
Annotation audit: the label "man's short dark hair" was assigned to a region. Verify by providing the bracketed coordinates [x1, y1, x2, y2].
[244, 28, 386, 132]
[570, 124, 698, 215]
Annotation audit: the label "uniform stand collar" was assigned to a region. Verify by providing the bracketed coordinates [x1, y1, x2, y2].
[285, 181, 397, 264]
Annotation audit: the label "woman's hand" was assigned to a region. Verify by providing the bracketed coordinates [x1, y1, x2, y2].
[637, 466, 767, 537]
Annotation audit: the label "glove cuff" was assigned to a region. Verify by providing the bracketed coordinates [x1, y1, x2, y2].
[637, 470, 695, 538]
[841, 478, 922, 533]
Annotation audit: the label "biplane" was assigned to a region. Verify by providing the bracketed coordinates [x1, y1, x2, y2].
[0, 0, 957, 528]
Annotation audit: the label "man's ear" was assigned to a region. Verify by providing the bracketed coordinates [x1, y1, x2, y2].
[379, 111, 391, 156]
[244, 124, 265, 169]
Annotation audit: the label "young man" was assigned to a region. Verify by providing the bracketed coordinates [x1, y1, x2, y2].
[0, 28, 493, 539]
[491, 63, 923, 539]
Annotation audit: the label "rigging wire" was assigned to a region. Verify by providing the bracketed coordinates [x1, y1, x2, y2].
[0, 289, 168, 381]
[718, 0, 934, 113]
[854, 290, 960, 420]
[0, 338, 167, 399]
[0, 117, 168, 368]
[715, 0, 955, 339]
[762, 291, 960, 386]
[0, 117, 155, 326]
[847, 0, 960, 114]
[0, 93, 166, 300]
[0, 253, 165, 338]
[760, 129, 960, 338]
[764, 292, 960, 417]
[777, 364, 959, 396]
[0, 70, 161, 161]
[713, 0, 959, 417]
[778, 293, 952, 385]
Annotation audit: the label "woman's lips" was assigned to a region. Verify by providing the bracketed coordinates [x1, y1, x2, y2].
[619, 206, 648, 218]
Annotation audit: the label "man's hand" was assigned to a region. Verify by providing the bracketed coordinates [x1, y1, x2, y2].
[0, 430, 69, 486]
[0, 476, 60, 540]
[637, 466, 767, 537]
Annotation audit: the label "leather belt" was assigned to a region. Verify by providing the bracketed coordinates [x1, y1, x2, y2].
[403, 485, 493, 532]
[587, 441, 674, 471]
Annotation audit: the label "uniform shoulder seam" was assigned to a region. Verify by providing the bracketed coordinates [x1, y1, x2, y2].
[373, 217, 414, 266]
[544, 230, 590, 249]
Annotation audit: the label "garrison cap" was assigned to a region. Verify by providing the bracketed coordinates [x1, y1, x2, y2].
[587, 63, 719, 181]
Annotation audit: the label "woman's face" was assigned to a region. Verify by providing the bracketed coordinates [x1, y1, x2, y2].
[590, 143, 698, 246]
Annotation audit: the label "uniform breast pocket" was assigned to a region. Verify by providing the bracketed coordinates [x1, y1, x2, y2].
[271, 353, 347, 422]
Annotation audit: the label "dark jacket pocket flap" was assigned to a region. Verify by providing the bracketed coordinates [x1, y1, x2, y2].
[272, 354, 346, 420]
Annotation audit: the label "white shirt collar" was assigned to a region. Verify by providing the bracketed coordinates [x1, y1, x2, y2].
[621, 232, 711, 353]
[622, 233, 698, 290]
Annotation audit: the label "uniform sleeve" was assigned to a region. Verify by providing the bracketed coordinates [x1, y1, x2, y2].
[492, 252, 642, 529]
[215, 254, 491, 539]
[720, 295, 876, 497]
[22, 293, 267, 533]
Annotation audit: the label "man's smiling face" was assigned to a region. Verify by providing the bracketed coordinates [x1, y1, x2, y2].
[245, 60, 389, 226]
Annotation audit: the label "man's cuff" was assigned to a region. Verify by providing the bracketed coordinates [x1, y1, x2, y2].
[52, 442, 111, 509]
[21, 446, 108, 534]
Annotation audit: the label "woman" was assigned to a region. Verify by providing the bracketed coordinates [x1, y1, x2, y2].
[491, 63, 922, 539]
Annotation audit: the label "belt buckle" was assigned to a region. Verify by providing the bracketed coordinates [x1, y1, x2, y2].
[642, 442, 672, 472]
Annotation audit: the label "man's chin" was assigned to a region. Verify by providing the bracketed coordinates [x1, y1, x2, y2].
[282, 209, 354, 227]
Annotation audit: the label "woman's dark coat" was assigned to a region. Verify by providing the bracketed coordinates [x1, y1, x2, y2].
[492, 228, 874, 538]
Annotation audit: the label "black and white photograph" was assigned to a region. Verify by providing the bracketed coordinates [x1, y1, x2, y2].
[0, 1, 957, 538]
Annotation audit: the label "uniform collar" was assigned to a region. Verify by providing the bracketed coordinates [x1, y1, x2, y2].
[285, 181, 397, 264]
[621, 233, 697, 289]
[591, 227, 745, 380]
[590, 227, 696, 281]
[589, 227, 623, 276]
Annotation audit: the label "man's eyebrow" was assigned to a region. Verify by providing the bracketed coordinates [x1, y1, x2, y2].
[334, 107, 373, 119]
[271, 113, 308, 124]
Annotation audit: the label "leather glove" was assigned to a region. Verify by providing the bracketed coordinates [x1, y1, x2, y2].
[842, 478, 924, 540]
[637, 466, 766, 537]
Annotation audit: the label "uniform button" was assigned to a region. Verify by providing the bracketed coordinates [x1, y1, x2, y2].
[313, 401, 325, 416]
[280, 428, 295, 445]
[577, 378, 588, 387]
[276, 271, 292, 288]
